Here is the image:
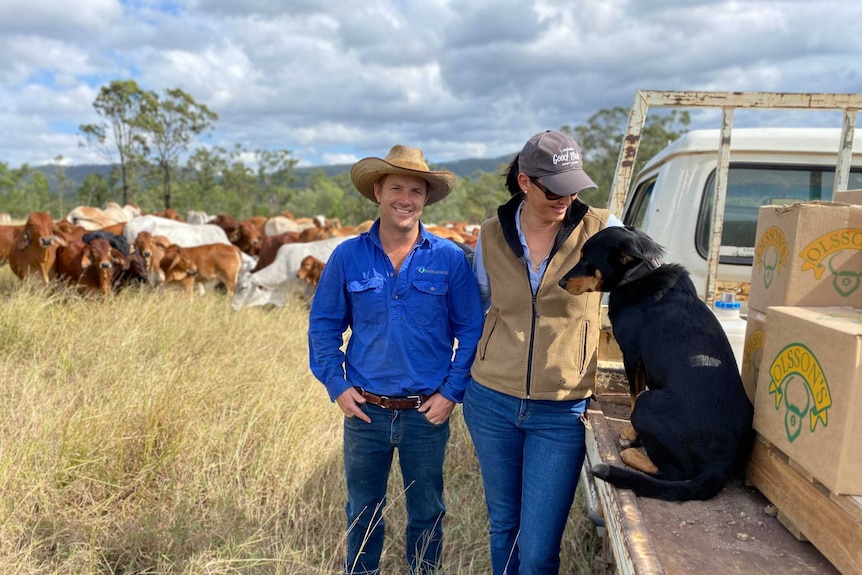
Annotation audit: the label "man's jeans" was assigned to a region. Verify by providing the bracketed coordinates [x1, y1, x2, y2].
[343, 403, 450, 575]
[463, 378, 587, 575]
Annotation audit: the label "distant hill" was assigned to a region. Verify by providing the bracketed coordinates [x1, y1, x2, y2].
[32, 154, 515, 196]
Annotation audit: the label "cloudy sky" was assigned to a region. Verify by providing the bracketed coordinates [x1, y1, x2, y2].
[2, 0, 861, 169]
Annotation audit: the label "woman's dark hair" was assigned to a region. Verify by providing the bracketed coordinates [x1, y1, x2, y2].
[505, 154, 522, 197]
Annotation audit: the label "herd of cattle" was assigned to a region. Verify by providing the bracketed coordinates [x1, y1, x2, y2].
[0, 202, 479, 310]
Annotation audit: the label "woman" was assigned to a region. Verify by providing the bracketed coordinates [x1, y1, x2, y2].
[464, 130, 621, 575]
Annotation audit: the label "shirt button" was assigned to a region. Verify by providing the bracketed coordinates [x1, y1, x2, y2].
[394, 295, 399, 300]
[430, 287, 435, 291]
[389, 273, 394, 277]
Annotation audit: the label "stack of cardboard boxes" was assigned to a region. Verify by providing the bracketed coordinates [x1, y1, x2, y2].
[743, 192, 862, 497]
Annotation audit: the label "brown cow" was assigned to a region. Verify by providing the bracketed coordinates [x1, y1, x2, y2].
[236, 219, 263, 255]
[9, 212, 67, 284]
[134, 231, 172, 285]
[252, 231, 300, 272]
[297, 255, 326, 288]
[0, 224, 24, 266]
[210, 214, 240, 243]
[56, 238, 126, 297]
[247, 215, 268, 236]
[159, 243, 243, 299]
[153, 207, 185, 221]
[158, 244, 198, 298]
[297, 225, 331, 243]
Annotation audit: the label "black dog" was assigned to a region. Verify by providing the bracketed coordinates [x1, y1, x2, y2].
[559, 226, 753, 501]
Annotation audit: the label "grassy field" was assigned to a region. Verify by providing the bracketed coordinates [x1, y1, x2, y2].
[0, 269, 599, 574]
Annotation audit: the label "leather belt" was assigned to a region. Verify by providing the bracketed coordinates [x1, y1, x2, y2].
[356, 387, 430, 410]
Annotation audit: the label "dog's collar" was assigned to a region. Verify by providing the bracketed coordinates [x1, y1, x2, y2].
[617, 257, 662, 286]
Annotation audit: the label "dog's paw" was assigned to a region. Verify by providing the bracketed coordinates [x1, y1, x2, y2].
[591, 463, 610, 479]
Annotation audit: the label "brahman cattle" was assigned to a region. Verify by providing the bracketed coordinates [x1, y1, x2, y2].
[231, 235, 354, 311]
[123, 215, 232, 248]
[159, 243, 244, 299]
[9, 212, 67, 284]
[56, 237, 126, 297]
[0, 224, 24, 266]
[133, 231, 172, 286]
[296, 255, 326, 288]
[65, 202, 140, 230]
[82, 230, 131, 256]
[186, 210, 211, 225]
[252, 231, 300, 272]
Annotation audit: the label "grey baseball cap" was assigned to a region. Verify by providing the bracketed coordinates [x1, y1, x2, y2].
[519, 130, 597, 195]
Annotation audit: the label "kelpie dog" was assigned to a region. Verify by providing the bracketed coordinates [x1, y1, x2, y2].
[559, 226, 753, 501]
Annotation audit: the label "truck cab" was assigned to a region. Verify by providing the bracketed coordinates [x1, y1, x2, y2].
[585, 91, 862, 575]
[621, 127, 862, 309]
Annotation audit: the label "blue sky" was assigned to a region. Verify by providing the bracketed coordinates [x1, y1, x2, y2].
[2, 0, 861, 169]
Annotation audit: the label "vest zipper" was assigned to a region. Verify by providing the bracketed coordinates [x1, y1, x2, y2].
[524, 263, 537, 399]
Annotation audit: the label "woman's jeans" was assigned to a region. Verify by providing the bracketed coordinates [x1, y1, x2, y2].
[343, 403, 450, 575]
[463, 378, 587, 575]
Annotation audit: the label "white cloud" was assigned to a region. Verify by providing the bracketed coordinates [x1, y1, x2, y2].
[0, 0, 861, 169]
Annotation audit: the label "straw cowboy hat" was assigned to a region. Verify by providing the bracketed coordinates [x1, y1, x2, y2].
[350, 145, 456, 205]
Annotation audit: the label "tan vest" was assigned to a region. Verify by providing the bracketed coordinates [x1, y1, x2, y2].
[471, 206, 610, 400]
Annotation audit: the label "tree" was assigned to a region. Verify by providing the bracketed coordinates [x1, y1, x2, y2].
[52, 155, 72, 216]
[79, 80, 151, 205]
[139, 88, 218, 210]
[255, 149, 298, 215]
[218, 144, 257, 216]
[0, 164, 53, 216]
[562, 107, 690, 207]
[76, 172, 112, 207]
[181, 147, 228, 210]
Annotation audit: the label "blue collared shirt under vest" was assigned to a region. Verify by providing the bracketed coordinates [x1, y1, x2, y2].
[308, 220, 484, 404]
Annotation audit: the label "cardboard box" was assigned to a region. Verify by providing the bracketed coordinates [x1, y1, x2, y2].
[741, 309, 767, 404]
[750, 202, 862, 313]
[753, 306, 862, 495]
[834, 189, 862, 205]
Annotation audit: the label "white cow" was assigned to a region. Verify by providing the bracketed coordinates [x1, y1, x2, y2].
[263, 215, 303, 237]
[65, 202, 140, 230]
[231, 235, 355, 310]
[186, 210, 212, 225]
[124, 215, 231, 247]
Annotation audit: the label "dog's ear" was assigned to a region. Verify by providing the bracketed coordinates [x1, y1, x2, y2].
[616, 231, 648, 265]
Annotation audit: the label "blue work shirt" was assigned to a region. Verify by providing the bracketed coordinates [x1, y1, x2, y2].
[308, 220, 484, 404]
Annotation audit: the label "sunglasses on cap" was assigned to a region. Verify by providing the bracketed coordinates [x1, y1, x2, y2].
[530, 177, 568, 201]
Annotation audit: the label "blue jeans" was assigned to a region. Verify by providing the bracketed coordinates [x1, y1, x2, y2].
[343, 403, 450, 575]
[462, 378, 587, 575]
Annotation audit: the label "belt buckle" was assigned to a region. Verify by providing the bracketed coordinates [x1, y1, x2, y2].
[377, 395, 391, 409]
[407, 394, 423, 408]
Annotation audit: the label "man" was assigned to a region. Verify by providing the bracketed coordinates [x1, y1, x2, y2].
[308, 145, 484, 575]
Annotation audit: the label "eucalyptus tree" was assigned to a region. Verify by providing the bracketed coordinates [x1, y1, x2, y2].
[255, 149, 299, 216]
[563, 107, 690, 207]
[139, 88, 218, 210]
[79, 80, 151, 205]
[76, 172, 112, 208]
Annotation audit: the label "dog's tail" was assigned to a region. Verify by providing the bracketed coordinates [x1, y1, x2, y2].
[591, 463, 730, 501]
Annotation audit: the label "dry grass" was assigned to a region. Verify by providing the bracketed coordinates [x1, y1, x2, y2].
[0, 268, 599, 574]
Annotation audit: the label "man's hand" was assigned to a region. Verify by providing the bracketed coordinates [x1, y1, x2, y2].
[335, 387, 371, 423]
[418, 393, 455, 425]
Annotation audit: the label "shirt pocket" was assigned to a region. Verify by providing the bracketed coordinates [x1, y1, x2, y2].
[347, 276, 385, 325]
[411, 279, 449, 328]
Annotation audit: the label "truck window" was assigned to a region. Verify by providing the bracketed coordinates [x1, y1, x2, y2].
[696, 165, 862, 264]
[627, 178, 656, 229]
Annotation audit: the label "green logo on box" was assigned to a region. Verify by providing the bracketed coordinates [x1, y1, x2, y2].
[767, 343, 832, 443]
[799, 228, 862, 296]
